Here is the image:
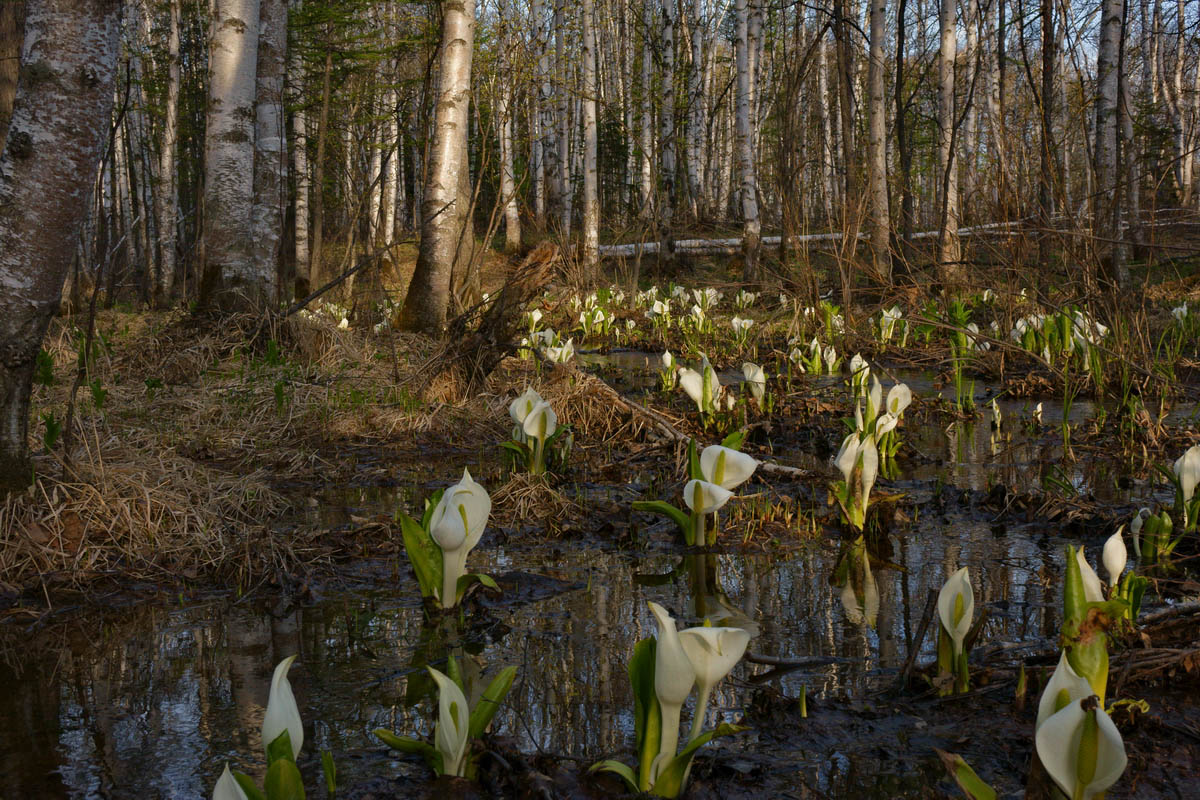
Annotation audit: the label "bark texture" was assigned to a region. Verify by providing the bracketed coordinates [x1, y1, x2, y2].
[398, 0, 476, 334]
[0, 0, 120, 491]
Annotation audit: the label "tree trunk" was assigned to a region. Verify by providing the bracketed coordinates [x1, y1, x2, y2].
[554, 0, 570, 234]
[398, 0, 476, 334]
[251, 0, 286, 303]
[1094, 0, 1128, 286]
[735, 0, 760, 282]
[0, 0, 120, 491]
[1039, 0, 1056, 267]
[202, 0, 263, 311]
[867, 0, 890, 281]
[154, 0, 180, 306]
[686, 0, 705, 220]
[936, 0, 963, 283]
[659, 0, 676, 235]
[581, 0, 599, 272]
[0, 1, 25, 145]
[639, 1, 654, 219]
[307, 47, 332, 294]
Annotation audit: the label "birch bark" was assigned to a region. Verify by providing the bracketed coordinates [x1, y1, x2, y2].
[0, 0, 120, 490]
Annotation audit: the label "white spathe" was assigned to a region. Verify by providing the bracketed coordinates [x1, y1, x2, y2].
[874, 412, 899, 437]
[648, 601, 696, 781]
[679, 623, 751, 738]
[262, 655, 304, 760]
[886, 383, 912, 416]
[858, 435, 879, 510]
[1102, 528, 1127, 587]
[1075, 547, 1105, 603]
[213, 764, 249, 800]
[678, 368, 705, 411]
[1174, 444, 1200, 504]
[428, 666, 471, 777]
[937, 567, 974, 657]
[429, 469, 492, 607]
[1035, 650, 1094, 731]
[834, 433, 860, 485]
[699, 445, 759, 490]
[509, 387, 543, 426]
[742, 362, 766, 402]
[1035, 697, 1127, 800]
[683, 479, 734, 515]
[522, 399, 558, 441]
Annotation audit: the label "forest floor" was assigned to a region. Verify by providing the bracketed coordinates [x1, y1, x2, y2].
[1, 237, 1200, 797]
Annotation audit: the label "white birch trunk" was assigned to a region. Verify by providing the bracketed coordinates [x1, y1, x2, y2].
[204, 0, 262, 310]
[735, 0, 760, 280]
[155, 0, 180, 304]
[867, 0, 890, 279]
[582, 0, 599, 270]
[251, 0, 286, 302]
[398, 0, 475, 333]
[936, 0, 962, 281]
[555, 0, 570, 233]
[639, 1, 654, 218]
[0, 0, 120, 488]
[1095, 0, 1129, 284]
[659, 0, 676, 229]
[686, 0, 705, 219]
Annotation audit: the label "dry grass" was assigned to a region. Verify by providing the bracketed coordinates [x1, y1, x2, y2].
[490, 472, 580, 532]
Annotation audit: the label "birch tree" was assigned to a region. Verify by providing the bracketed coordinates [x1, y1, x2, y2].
[735, 0, 760, 281]
[1094, 0, 1129, 286]
[581, 0, 599, 271]
[398, 0, 476, 334]
[0, 0, 121, 491]
[866, 0, 890, 281]
[251, 0, 287, 299]
[154, 0, 181, 305]
[936, 0, 963, 283]
[202, 0, 263, 310]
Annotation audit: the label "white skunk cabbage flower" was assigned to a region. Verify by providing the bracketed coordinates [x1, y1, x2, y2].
[647, 602, 696, 781]
[874, 412, 899, 437]
[543, 338, 575, 363]
[429, 469, 492, 608]
[1034, 402, 1044, 425]
[1075, 547, 1105, 603]
[213, 764, 249, 800]
[1035, 696, 1127, 800]
[868, 375, 883, 419]
[886, 383, 912, 416]
[662, 350, 674, 371]
[823, 345, 838, 373]
[262, 655, 304, 760]
[678, 368, 705, 411]
[428, 666, 471, 777]
[683, 479, 734, 515]
[937, 567, 974, 658]
[835, 434, 861, 485]
[679, 623, 751, 738]
[509, 387, 544, 427]
[788, 347, 805, 370]
[849, 353, 869, 388]
[699, 445, 759, 490]
[858, 435, 879, 510]
[1036, 650, 1094, 731]
[742, 362, 766, 402]
[1174, 444, 1200, 505]
[1171, 303, 1188, 322]
[730, 316, 753, 334]
[1102, 528, 1127, 587]
[522, 399, 557, 441]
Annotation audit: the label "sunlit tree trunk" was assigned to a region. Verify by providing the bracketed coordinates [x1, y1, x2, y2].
[307, 47, 331, 294]
[659, 0, 676, 235]
[1094, 0, 1129, 286]
[499, 73, 521, 251]
[735, 0, 760, 282]
[154, 0, 180, 305]
[581, 0, 598, 271]
[866, 0, 890, 281]
[554, 0, 570, 234]
[383, 90, 400, 245]
[686, 0, 705, 219]
[639, 1, 654, 219]
[816, 16, 835, 223]
[0, 0, 120, 491]
[251, 0, 286, 302]
[936, 0, 963, 283]
[398, 0, 475, 333]
[202, 0, 263, 310]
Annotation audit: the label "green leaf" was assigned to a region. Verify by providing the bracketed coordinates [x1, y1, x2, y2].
[469, 666, 518, 738]
[632, 501, 692, 539]
[628, 636, 661, 791]
[233, 773, 268, 800]
[373, 729, 444, 774]
[589, 760, 640, 793]
[421, 489, 446, 530]
[446, 654, 465, 693]
[720, 430, 747, 451]
[500, 440, 532, 469]
[264, 758, 306, 800]
[399, 513, 443, 600]
[687, 438, 702, 479]
[266, 730, 295, 766]
[935, 749, 996, 800]
[649, 722, 748, 797]
[455, 572, 500, 603]
[321, 749, 337, 796]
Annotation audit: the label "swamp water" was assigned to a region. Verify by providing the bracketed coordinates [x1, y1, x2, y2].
[0, 358, 1174, 798]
